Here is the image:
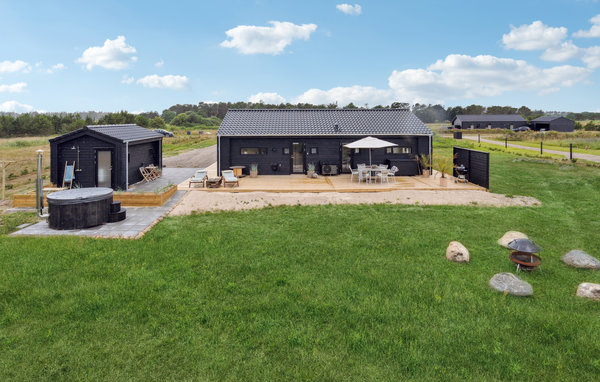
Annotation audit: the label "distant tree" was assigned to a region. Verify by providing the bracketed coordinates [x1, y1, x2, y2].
[517, 106, 532, 117]
[148, 117, 166, 129]
[134, 114, 149, 127]
[463, 104, 485, 115]
[391, 102, 410, 109]
[161, 110, 177, 124]
[343, 102, 358, 109]
[486, 105, 517, 114]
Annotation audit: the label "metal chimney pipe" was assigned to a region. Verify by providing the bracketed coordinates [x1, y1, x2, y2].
[36, 149, 49, 218]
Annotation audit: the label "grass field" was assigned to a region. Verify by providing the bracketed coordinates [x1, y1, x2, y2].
[162, 125, 217, 157]
[2, 137, 600, 380]
[490, 138, 600, 156]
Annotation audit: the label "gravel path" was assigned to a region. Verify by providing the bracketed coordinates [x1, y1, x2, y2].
[163, 145, 216, 168]
[462, 135, 600, 163]
[169, 190, 540, 215]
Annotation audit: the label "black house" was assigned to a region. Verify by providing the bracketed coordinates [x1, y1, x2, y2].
[531, 116, 574, 132]
[452, 114, 526, 129]
[50, 124, 163, 190]
[217, 109, 433, 176]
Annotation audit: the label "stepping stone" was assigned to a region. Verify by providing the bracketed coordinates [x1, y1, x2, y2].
[489, 272, 533, 296]
[576, 283, 600, 300]
[446, 241, 470, 263]
[498, 231, 528, 248]
[562, 250, 600, 270]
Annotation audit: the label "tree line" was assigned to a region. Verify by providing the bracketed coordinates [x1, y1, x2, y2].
[1, 101, 599, 138]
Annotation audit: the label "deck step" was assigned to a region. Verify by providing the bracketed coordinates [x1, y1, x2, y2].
[110, 200, 122, 213]
[108, 208, 127, 223]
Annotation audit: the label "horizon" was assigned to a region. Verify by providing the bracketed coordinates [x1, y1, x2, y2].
[1, 1, 600, 113]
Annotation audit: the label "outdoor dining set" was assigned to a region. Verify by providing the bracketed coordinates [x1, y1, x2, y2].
[350, 164, 399, 184]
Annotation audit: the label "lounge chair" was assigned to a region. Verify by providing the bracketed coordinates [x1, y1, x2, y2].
[189, 169, 208, 188]
[221, 170, 239, 188]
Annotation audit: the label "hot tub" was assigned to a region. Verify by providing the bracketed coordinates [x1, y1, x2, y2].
[46, 187, 113, 230]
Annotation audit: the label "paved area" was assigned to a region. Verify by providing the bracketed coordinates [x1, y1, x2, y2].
[462, 135, 600, 163]
[11, 190, 187, 239]
[163, 144, 216, 168]
[129, 168, 196, 192]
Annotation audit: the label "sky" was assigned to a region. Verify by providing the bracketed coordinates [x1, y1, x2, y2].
[1, 0, 600, 113]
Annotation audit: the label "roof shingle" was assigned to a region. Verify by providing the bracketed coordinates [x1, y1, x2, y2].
[86, 124, 163, 142]
[217, 109, 432, 136]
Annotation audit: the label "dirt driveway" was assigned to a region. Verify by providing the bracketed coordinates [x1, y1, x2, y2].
[163, 145, 216, 168]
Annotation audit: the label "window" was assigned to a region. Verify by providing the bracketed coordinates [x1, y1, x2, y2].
[386, 147, 411, 154]
[354, 148, 360, 154]
[241, 147, 267, 155]
[310, 147, 318, 154]
[283, 147, 290, 155]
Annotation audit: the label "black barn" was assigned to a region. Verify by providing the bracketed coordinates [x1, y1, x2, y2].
[217, 109, 433, 176]
[531, 116, 574, 132]
[50, 124, 163, 190]
[452, 114, 526, 129]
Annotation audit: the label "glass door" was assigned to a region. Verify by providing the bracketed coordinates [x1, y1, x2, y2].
[292, 142, 304, 173]
[341, 144, 352, 173]
[96, 150, 112, 187]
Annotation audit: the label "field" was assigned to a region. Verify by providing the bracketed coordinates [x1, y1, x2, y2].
[493, 131, 600, 156]
[1, 137, 600, 380]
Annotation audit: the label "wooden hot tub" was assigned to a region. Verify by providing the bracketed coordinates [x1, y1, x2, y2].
[46, 187, 113, 230]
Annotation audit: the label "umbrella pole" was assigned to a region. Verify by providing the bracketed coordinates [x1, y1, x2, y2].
[369, 148, 372, 167]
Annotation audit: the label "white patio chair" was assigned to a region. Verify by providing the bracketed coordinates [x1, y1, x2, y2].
[350, 167, 360, 182]
[387, 166, 399, 183]
[376, 169, 389, 184]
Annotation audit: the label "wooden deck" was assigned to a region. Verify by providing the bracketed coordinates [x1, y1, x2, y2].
[178, 171, 486, 193]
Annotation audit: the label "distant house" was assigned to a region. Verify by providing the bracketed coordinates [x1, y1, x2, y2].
[50, 124, 163, 190]
[531, 116, 574, 132]
[217, 109, 433, 176]
[452, 114, 526, 129]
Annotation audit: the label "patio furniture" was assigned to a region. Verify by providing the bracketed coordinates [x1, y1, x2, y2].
[206, 177, 222, 188]
[350, 167, 360, 182]
[139, 165, 160, 182]
[376, 169, 390, 184]
[221, 170, 239, 188]
[344, 137, 398, 167]
[229, 165, 246, 177]
[387, 166, 399, 183]
[188, 169, 208, 188]
[62, 161, 75, 189]
[358, 168, 371, 183]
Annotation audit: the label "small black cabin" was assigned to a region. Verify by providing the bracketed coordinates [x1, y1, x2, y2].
[217, 109, 433, 176]
[531, 116, 574, 132]
[50, 124, 163, 190]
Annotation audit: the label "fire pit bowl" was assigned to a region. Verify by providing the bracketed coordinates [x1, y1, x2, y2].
[510, 251, 541, 271]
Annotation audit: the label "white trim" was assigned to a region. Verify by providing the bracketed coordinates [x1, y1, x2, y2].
[125, 141, 129, 191]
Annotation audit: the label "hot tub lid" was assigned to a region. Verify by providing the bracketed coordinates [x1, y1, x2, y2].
[46, 187, 113, 205]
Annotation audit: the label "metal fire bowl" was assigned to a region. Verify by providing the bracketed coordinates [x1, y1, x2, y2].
[510, 251, 541, 269]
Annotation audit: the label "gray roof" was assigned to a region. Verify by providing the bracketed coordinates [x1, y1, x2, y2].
[86, 124, 163, 142]
[454, 114, 526, 123]
[532, 115, 570, 122]
[217, 109, 433, 136]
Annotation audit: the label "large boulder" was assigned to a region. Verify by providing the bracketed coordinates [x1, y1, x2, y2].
[498, 231, 528, 248]
[562, 250, 600, 270]
[446, 241, 470, 263]
[576, 283, 600, 300]
[489, 273, 533, 296]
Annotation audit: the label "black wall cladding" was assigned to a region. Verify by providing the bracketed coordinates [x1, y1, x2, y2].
[453, 146, 489, 189]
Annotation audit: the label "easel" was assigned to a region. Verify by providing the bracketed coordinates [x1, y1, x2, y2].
[1, 160, 15, 200]
[62, 161, 76, 189]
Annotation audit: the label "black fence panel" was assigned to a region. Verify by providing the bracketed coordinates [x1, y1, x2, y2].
[453, 147, 489, 189]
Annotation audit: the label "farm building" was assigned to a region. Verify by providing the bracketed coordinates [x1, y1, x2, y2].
[217, 109, 433, 176]
[531, 116, 574, 132]
[452, 114, 526, 129]
[50, 124, 163, 190]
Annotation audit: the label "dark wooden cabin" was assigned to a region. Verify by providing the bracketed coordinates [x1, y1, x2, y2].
[50, 124, 163, 190]
[217, 109, 433, 176]
[452, 114, 526, 129]
[531, 116, 574, 132]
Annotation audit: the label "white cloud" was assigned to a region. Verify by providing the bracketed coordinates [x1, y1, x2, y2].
[0, 100, 34, 112]
[76, 36, 137, 70]
[248, 92, 286, 104]
[155, 59, 164, 68]
[582, 46, 600, 69]
[336, 4, 362, 15]
[388, 54, 591, 103]
[121, 75, 134, 84]
[293, 85, 393, 106]
[573, 14, 600, 38]
[502, 21, 567, 50]
[221, 21, 317, 55]
[0, 82, 27, 93]
[136, 74, 189, 89]
[46, 63, 66, 74]
[0, 60, 31, 74]
[541, 41, 581, 61]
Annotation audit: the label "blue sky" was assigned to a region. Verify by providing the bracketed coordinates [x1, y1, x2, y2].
[1, 0, 600, 113]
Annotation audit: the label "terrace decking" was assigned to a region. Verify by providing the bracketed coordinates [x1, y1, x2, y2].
[178, 164, 486, 192]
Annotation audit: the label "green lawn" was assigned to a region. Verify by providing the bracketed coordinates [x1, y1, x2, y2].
[2, 140, 600, 380]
